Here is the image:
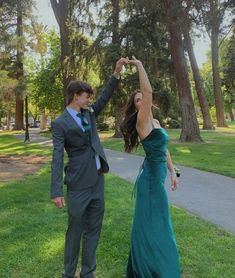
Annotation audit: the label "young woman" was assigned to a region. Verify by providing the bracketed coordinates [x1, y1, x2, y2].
[121, 56, 180, 278]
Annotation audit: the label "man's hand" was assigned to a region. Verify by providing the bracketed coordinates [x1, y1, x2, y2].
[113, 57, 129, 78]
[52, 197, 66, 208]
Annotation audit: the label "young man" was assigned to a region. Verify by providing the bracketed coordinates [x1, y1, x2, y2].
[51, 58, 128, 278]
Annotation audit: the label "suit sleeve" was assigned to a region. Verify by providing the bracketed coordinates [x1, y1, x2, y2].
[50, 120, 65, 198]
[92, 75, 120, 117]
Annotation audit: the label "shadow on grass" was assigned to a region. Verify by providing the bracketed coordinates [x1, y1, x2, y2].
[0, 138, 51, 156]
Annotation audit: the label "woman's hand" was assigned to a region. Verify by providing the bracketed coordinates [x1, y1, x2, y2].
[128, 55, 142, 67]
[171, 174, 178, 191]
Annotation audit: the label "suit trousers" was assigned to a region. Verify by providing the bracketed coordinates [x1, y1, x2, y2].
[62, 173, 104, 278]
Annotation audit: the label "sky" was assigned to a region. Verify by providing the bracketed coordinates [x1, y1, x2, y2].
[34, 0, 210, 67]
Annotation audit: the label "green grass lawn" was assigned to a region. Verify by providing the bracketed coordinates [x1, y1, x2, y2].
[0, 167, 235, 278]
[101, 122, 235, 178]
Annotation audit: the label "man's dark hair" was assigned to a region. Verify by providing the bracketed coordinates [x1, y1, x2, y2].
[66, 80, 93, 105]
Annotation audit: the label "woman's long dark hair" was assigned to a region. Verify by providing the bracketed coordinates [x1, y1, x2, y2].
[120, 90, 140, 153]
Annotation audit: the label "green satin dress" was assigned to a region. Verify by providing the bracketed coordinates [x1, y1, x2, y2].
[126, 128, 180, 278]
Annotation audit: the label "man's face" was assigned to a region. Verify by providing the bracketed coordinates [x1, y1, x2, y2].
[74, 92, 91, 109]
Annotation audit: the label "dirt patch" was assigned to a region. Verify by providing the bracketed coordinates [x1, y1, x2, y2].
[0, 155, 49, 182]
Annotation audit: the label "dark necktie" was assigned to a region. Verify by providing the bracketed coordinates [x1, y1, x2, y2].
[76, 112, 91, 134]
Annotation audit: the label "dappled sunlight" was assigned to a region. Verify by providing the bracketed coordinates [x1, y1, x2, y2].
[211, 151, 223, 155]
[0, 130, 23, 135]
[0, 133, 51, 157]
[38, 236, 64, 259]
[0, 142, 24, 150]
[215, 130, 235, 136]
[214, 123, 235, 135]
[175, 147, 192, 154]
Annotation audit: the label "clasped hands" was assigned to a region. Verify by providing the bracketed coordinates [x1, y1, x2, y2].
[114, 56, 142, 77]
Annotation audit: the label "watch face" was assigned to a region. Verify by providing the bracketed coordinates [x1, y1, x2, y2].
[174, 167, 181, 177]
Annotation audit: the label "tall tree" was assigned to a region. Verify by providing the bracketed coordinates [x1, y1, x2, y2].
[221, 28, 235, 120]
[0, 70, 18, 130]
[192, 0, 234, 126]
[163, 0, 202, 141]
[50, 0, 95, 104]
[91, 0, 124, 137]
[14, 1, 24, 130]
[27, 21, 48, 129]
[50, 0, 72, 105]
[209, 0, 226, 126]
[0, 0, 35, 130]
[179, 1, 214, 129]
[109, 0, 122, 137]
[28, 31, 63, 117]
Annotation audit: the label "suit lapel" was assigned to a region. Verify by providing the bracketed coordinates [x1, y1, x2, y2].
[62, 109, 85, 137]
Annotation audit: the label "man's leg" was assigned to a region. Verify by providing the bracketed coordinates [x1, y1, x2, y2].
[80, 175, 105, 278]
[63, 190, 90, 278]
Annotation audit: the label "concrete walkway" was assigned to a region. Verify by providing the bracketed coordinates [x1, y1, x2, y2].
[15, 130, 235, 234]
[15, 128, 53, 146]
[105, 149, 235, 234]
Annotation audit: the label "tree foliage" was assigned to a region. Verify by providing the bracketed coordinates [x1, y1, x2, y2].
[28, 31, 63, 116]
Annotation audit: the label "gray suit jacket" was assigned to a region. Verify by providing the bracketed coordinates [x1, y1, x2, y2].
[50, 76, 119, 198]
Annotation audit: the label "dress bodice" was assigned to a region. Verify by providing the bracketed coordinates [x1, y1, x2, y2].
[141, 128, 169, 162]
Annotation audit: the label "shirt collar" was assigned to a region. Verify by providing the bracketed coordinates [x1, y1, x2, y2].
[66, 107, 81, 117]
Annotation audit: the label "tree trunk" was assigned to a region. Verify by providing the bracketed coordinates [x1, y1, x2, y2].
[110, 0, 123, 138]
[112, 0, 120, 44]
[14, 4, 24, 130]
[210, 0, 226, 127]
[164, 0, 202, 142]
[181, 14, 214, 130]
[15, 94, 24, 129]
[152, 57, 160, 78]
[113, 106, 125, 138]
[50, 0, 72, 106]
[40, 109, 47, 130]
[229, 109, 234, 121]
